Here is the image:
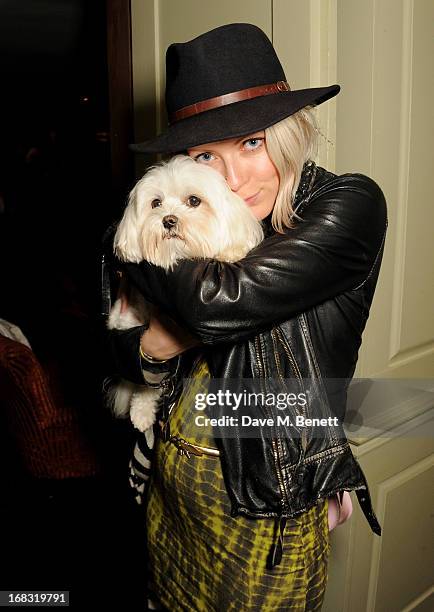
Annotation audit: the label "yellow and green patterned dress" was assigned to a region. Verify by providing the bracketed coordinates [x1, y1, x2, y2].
[146, 358, 331, 611]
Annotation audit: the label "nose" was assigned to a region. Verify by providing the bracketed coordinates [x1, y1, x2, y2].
[162, 214, 178, 229]
[223, 160, 246, 192]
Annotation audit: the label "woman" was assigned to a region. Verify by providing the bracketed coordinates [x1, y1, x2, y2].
[107, 23, 387, 611]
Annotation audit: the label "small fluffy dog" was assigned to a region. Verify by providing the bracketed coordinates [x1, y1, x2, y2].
[107, 155, 264, 432]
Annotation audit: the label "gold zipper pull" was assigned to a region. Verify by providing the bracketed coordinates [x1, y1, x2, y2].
[184, 443, 204, 457]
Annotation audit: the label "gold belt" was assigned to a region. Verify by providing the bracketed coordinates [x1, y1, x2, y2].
[159, 416, 220, 458]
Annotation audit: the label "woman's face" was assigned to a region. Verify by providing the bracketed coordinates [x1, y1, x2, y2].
[187, 131, 280, 220]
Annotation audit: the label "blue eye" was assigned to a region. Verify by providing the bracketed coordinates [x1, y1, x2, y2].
[195, 152, 214, 163]
[244, 138, 263, 150]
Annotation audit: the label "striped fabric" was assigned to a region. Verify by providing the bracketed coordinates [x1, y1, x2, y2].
[145, 359, 331, 611]
[129, 425, 157, 505]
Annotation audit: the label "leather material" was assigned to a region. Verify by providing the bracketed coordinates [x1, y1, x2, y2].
[117, 163, 388, 534]
[170, 80, 291, 123]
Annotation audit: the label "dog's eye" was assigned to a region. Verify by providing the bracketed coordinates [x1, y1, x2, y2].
[187, 195, 201, 207]
[151, 198, 162, 208]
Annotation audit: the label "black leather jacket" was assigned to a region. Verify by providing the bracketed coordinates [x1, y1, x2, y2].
[107, 162, 388, 538]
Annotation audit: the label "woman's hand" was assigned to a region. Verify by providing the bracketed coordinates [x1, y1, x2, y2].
[117, 273, 200, 360]
[327, 491, 353, 531]
[140, 306, 200, 360]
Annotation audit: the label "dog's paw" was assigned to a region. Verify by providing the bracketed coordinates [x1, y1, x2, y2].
[130, 403, 157, 432]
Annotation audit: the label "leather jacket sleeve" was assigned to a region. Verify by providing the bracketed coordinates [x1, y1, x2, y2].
[122, 172, 388, 345]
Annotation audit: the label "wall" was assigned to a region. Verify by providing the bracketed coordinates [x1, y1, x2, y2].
[130, 3, 434, 609]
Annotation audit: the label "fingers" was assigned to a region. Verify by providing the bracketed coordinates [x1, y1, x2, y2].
[151, 309, 194, 341]
[116, 274, 131, 314]
[141, 310, 201, 360]
[120, 293, 129, 315]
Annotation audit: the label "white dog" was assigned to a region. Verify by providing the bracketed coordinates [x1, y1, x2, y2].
[107, 155, 264, 432]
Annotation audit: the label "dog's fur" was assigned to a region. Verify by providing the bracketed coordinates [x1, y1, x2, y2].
[107, 155, 264, 431]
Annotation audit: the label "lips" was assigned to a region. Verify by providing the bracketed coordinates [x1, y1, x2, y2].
[244, 192, 260, 205]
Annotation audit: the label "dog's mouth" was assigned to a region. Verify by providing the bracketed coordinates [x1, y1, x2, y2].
[163, 229, 184, 240]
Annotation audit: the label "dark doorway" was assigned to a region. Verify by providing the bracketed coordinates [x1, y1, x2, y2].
[0, 1, 144, 606]
[0, 0, 134, 339]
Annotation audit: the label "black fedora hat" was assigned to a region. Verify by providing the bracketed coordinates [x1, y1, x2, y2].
[131, 23, 340, 154]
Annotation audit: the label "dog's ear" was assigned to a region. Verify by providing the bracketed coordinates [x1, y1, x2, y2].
[113, 186, 144, 263]
[216, 189, 264, 260]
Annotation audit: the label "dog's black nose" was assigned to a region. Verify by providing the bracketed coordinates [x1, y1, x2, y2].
[162, 215, 178, 229]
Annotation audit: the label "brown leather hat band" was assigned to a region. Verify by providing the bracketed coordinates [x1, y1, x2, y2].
[169, 80, 290, 124]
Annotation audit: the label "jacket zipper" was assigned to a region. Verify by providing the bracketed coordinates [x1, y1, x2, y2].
[255, 334, 293, 568]
[299, 313, 339, 445]
[272, 327, 308, 455]
[254, 335, 290, 513]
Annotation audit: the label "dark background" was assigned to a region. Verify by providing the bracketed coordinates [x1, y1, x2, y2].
[0, 0, 117, 347]
[0, 1, 146, 607]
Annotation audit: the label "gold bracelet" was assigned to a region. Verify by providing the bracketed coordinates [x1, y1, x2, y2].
[140, 345, 168, 364]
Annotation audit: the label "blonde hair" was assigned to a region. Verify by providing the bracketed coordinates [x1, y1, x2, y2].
[265, 106, 318, 232]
